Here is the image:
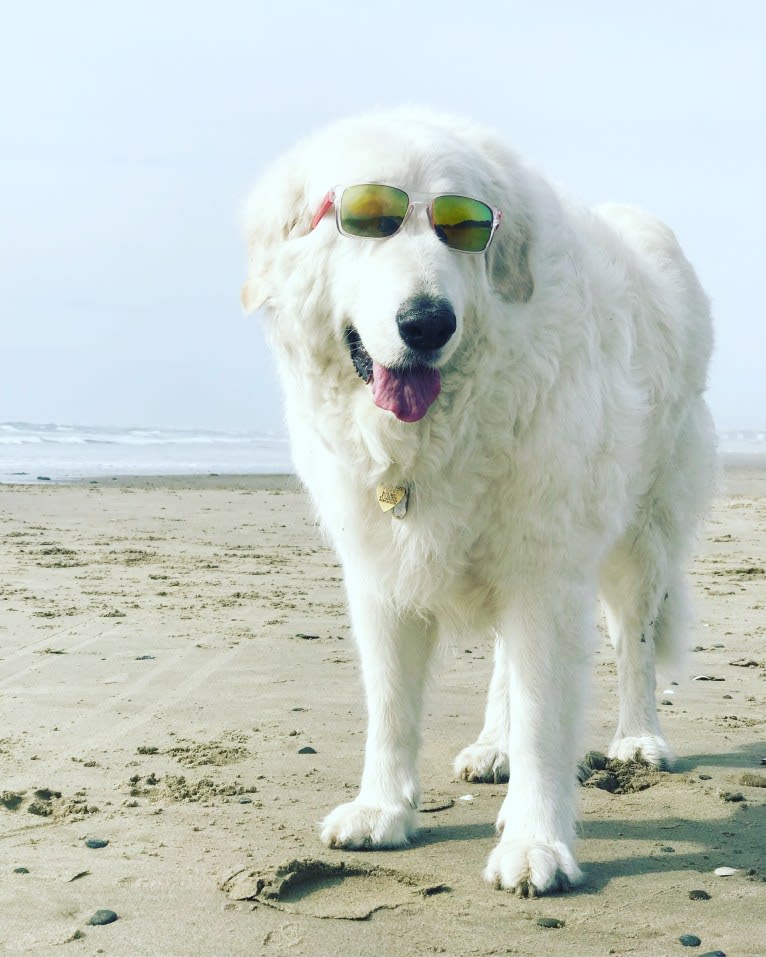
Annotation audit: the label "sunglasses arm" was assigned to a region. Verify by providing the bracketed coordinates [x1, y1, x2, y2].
[310, 189, 336, 231]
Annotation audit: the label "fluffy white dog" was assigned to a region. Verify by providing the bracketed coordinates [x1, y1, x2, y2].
[241, 109, 716, 896]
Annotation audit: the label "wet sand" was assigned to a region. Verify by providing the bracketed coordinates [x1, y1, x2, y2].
[0, 465, 764, 956]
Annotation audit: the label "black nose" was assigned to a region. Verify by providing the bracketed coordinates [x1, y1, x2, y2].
[396, 295, 456, 352]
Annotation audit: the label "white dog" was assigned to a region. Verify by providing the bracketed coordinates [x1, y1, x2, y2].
[241, 109, 716, 896]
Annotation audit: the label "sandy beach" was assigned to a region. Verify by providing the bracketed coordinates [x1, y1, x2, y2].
[1, 464, 764, 957]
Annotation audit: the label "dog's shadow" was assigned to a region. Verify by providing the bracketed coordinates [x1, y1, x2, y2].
[414, 742, 766, 893]
[579, 806, 765, 893]
[676, 740, 766, 771]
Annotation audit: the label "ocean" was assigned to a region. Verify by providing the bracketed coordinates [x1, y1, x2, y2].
[0, 422, 292, 483]
[1, 422, 764, 484]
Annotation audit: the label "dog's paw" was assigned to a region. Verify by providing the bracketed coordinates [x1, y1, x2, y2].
[453, 743, 510, 783]
[484, 839, 583, 897]
[608, 734, 675, 769]
[320, 800, 418, 850]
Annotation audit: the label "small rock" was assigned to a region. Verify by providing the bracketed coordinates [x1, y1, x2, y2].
[13, 867, 30, 874]
[87, 909, 118, 926]
[661, 699, 673, 705]
[85, 838, 109, 849]
[680, 934, 702, 947]
[688, 889, 711, 900]
[699, 951, 726, 956]
[238, 796, 253, 804]
[714, 866, 738, 877]
[536, 916, 565, 928]
[660, 845, 675, 852]
[699, 774, 712, 780]
[297, 746, 316, 754]
[721, 791, 745, 803]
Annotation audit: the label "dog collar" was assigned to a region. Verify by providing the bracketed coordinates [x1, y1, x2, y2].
[376, 484, 409, 519]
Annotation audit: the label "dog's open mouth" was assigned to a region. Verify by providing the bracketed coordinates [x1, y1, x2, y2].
[344, 327, 441, 423]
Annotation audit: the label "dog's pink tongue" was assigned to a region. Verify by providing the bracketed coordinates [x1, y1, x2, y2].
[371, 362, 441, 422]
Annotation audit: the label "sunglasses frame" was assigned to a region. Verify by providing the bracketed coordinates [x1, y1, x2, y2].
[310, 184, 502, 253]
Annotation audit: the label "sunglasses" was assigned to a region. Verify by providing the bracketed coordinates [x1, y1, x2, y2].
[310, 184, 502, 253]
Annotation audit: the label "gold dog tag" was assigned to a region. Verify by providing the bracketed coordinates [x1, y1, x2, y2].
[376, 484, 408, 519]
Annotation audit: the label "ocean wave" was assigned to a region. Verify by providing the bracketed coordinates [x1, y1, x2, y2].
[0, 422, 293, 481]
[0, 422, 287, 448]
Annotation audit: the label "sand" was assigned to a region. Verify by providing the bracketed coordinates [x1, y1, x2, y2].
[0, 465, 765, 956]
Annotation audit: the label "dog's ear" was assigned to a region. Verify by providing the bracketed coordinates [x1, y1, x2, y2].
[487, 214, 534, 303]
[241, 164, 309, 314]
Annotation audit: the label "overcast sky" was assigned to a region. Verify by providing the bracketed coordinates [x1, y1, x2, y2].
[1, 0, 763, 433]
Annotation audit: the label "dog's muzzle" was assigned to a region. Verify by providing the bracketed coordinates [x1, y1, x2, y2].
[342, 295, 455, 424]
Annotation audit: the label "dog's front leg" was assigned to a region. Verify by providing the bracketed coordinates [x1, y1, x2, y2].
[484, 581, 592, 895]
[321, 584, 437, 850]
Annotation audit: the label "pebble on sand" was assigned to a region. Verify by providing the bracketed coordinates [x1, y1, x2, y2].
[536, 917, 565, 928]
[679, 933, 702, 947]
[87, 909, 118, 926]
[714, 866, 738, 877]
[85, 838, 109, 849]
[297, 746, 317, 754]
[688, 889, 711, 900]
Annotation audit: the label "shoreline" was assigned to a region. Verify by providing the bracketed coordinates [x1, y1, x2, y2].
[1, 451, 765, 491]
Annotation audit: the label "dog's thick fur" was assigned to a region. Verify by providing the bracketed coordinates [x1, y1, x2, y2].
[242, 109, 716, 895]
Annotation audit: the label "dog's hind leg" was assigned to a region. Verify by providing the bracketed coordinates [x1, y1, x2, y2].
[600, 403, 715, 768]
[600, 401, 715, 768]
[320, 581, 438, 850]
[599, 541, 680, 770]
[453, 635, 510, 783]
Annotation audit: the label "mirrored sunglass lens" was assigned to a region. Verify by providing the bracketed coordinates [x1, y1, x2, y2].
[432, 195, 493, 251]
[339, 185, 408, 238]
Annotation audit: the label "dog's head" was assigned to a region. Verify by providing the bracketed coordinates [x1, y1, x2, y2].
[241, 109, 536, 424]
